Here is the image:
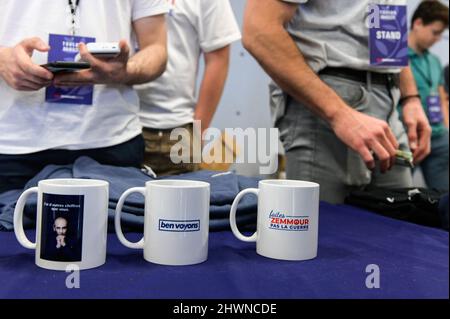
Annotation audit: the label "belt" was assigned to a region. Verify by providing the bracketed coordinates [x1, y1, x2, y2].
[319, 67, 399, 88]
[144, 122, 194, 133]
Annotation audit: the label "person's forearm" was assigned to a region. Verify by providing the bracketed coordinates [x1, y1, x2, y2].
[0, 47, 8, 80]
[399, 66, 420, 97]
[125, 15, 168, 85]
[243, 15, 349, 123]
[194, 48, 230, 132]
[439, 86, 449, 128]
[125, 43, 167, 85]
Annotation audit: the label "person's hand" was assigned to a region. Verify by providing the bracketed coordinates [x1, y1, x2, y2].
[59, 236, 66, 247]
[401, 98, 432, 164]
[331, 107, 399, 173]
[56, 236, 61, 249]
[0, 37, 53, 91]
[53, 39, 131, 87]
[56, 235, 66, 248]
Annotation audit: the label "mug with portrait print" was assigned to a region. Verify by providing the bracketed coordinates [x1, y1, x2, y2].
[13, 179, 109, 271]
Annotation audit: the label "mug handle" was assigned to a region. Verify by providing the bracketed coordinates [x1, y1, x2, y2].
[14, 187, 38, 250]
[230, 188, 259, 242]
[115, 187, 146, 249]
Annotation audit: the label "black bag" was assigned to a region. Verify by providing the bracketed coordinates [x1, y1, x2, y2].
[345, 187, 448, 230]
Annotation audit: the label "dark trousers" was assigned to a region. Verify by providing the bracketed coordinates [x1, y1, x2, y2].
[0, 134, 145, 193]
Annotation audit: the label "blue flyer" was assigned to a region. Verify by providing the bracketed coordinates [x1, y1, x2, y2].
[45, 34, 95, 105]
[369, 5, 408, 67]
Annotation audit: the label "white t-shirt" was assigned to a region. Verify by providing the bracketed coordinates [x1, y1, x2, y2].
[0, 0, 168, 155]
[135, 0, 241, 130]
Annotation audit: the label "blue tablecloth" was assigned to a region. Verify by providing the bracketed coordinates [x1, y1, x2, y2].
[0, 202, 448, 299]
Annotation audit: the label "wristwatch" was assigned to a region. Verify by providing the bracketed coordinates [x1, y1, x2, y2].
[399, 94, 421, 106]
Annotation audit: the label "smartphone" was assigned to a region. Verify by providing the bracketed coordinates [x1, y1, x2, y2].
[41, 61, 91, 74]
[74, 43, 121, 61]
[87, 42, 120, 58]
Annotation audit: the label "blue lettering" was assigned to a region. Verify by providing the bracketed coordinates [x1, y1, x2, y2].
[269, 210, 285, 218]
[175, 223, 185, 230]
[160, 221, 174, 229]
[159, 220, 200, 232]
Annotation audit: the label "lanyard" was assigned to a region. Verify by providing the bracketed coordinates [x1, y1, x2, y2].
[68, 0, 80, 36]
[411, 54, 436, 90]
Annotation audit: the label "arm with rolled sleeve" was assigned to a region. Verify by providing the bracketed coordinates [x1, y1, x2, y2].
[194, 0, 241, 135]
[125, 14, 168, 85]
[126, 0, 170, 84]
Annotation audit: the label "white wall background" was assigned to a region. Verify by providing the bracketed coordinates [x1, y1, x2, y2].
[205, 0, 449, 178]
[207, 0, 273, 177]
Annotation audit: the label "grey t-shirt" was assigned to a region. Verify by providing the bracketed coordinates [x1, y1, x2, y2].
[281, 0, 406, 73]
[270, 0, 405, 127]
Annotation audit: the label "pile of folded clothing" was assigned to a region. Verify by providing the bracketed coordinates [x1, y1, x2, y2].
[0, 157, 259, 232]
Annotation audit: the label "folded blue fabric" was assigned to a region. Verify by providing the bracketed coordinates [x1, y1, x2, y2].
[0, 157, 259, 231]
[0, 190, 22, 231]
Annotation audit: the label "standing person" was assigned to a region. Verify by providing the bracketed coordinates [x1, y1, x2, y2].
[135, 0, 241, 176]
[0, 0, 169, 193]
[242, 0, 432, 203]
[407, 0, 449, 192]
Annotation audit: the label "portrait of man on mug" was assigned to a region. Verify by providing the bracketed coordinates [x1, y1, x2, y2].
[40, 200, 84, 263]
[41, 214, 81, 262]
[52, 217, 76, 255]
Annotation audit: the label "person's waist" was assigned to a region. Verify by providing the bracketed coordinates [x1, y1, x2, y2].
[142, 122, 194, 133]
[319, 67, 400, 87]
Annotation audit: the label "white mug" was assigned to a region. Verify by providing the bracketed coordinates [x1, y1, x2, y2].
[115, 180, 210, 266]
[230, 180, 320, 261]
[14, 179, 109, 271]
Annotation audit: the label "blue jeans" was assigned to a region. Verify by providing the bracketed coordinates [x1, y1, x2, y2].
[420, 131, 449, 192]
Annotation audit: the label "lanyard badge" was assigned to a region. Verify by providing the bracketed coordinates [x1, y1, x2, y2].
[45, 34, 95, 105]
[427, 94, 444, 124]
[44, 1, 95, 105]
[368, 1, 408, 67]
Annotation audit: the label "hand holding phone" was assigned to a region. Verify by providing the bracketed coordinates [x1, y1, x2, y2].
[53, 40, 130, 87]
[41, 61, 91, 74]
[75, 42, 120, 61]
